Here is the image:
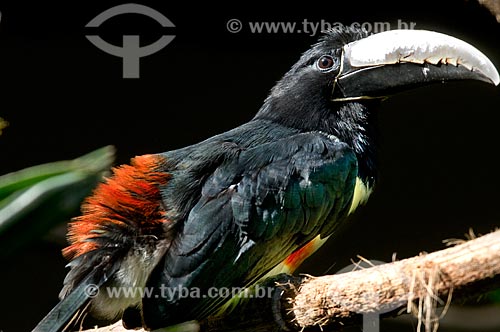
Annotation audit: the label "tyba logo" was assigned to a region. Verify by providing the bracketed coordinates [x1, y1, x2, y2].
[86, 4, 175, 78]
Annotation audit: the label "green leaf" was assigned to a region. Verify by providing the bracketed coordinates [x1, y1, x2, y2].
[0, 145, 114, 201]
[0, 146, 115, 258]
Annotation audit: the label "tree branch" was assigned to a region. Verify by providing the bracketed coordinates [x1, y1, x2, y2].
[82, 228, 500, 332]
[288, 228, 500, 331]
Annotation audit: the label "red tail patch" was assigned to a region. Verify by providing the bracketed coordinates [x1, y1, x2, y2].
[63, 154, 171, 259]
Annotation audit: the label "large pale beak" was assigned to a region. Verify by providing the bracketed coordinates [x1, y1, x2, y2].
[333, 29, 499, 101]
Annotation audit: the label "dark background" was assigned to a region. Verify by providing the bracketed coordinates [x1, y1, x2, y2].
[0, 1, 499, 331]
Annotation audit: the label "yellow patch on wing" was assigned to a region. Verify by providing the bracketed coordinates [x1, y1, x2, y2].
[348, 177, 372, 215]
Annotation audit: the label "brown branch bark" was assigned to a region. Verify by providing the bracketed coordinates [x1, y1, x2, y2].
[289, 228, 500, 331]
[82, 228, 500, 332]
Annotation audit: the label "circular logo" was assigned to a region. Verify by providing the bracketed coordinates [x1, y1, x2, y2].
[84, 284, 100, 298]
[226, 19, 243, 33]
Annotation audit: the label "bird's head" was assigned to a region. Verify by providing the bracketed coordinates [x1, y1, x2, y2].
[255, 27, 499, 180]
[256, 27, 499, 126]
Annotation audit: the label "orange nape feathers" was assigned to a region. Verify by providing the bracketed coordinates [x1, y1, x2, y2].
[63, 154, 171, 260]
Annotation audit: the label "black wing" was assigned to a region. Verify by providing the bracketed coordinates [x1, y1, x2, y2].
[142, 132, 358, 329]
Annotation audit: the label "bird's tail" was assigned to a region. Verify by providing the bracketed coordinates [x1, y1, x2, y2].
[31, 265, 115, 332]
[32, 154, 170, 332]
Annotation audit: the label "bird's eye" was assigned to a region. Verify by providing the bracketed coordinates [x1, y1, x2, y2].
[317, 55, 335, 71]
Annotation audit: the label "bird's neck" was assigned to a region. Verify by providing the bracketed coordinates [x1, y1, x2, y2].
[254, 100, 378, 186]
[331, 102, 378, 187]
